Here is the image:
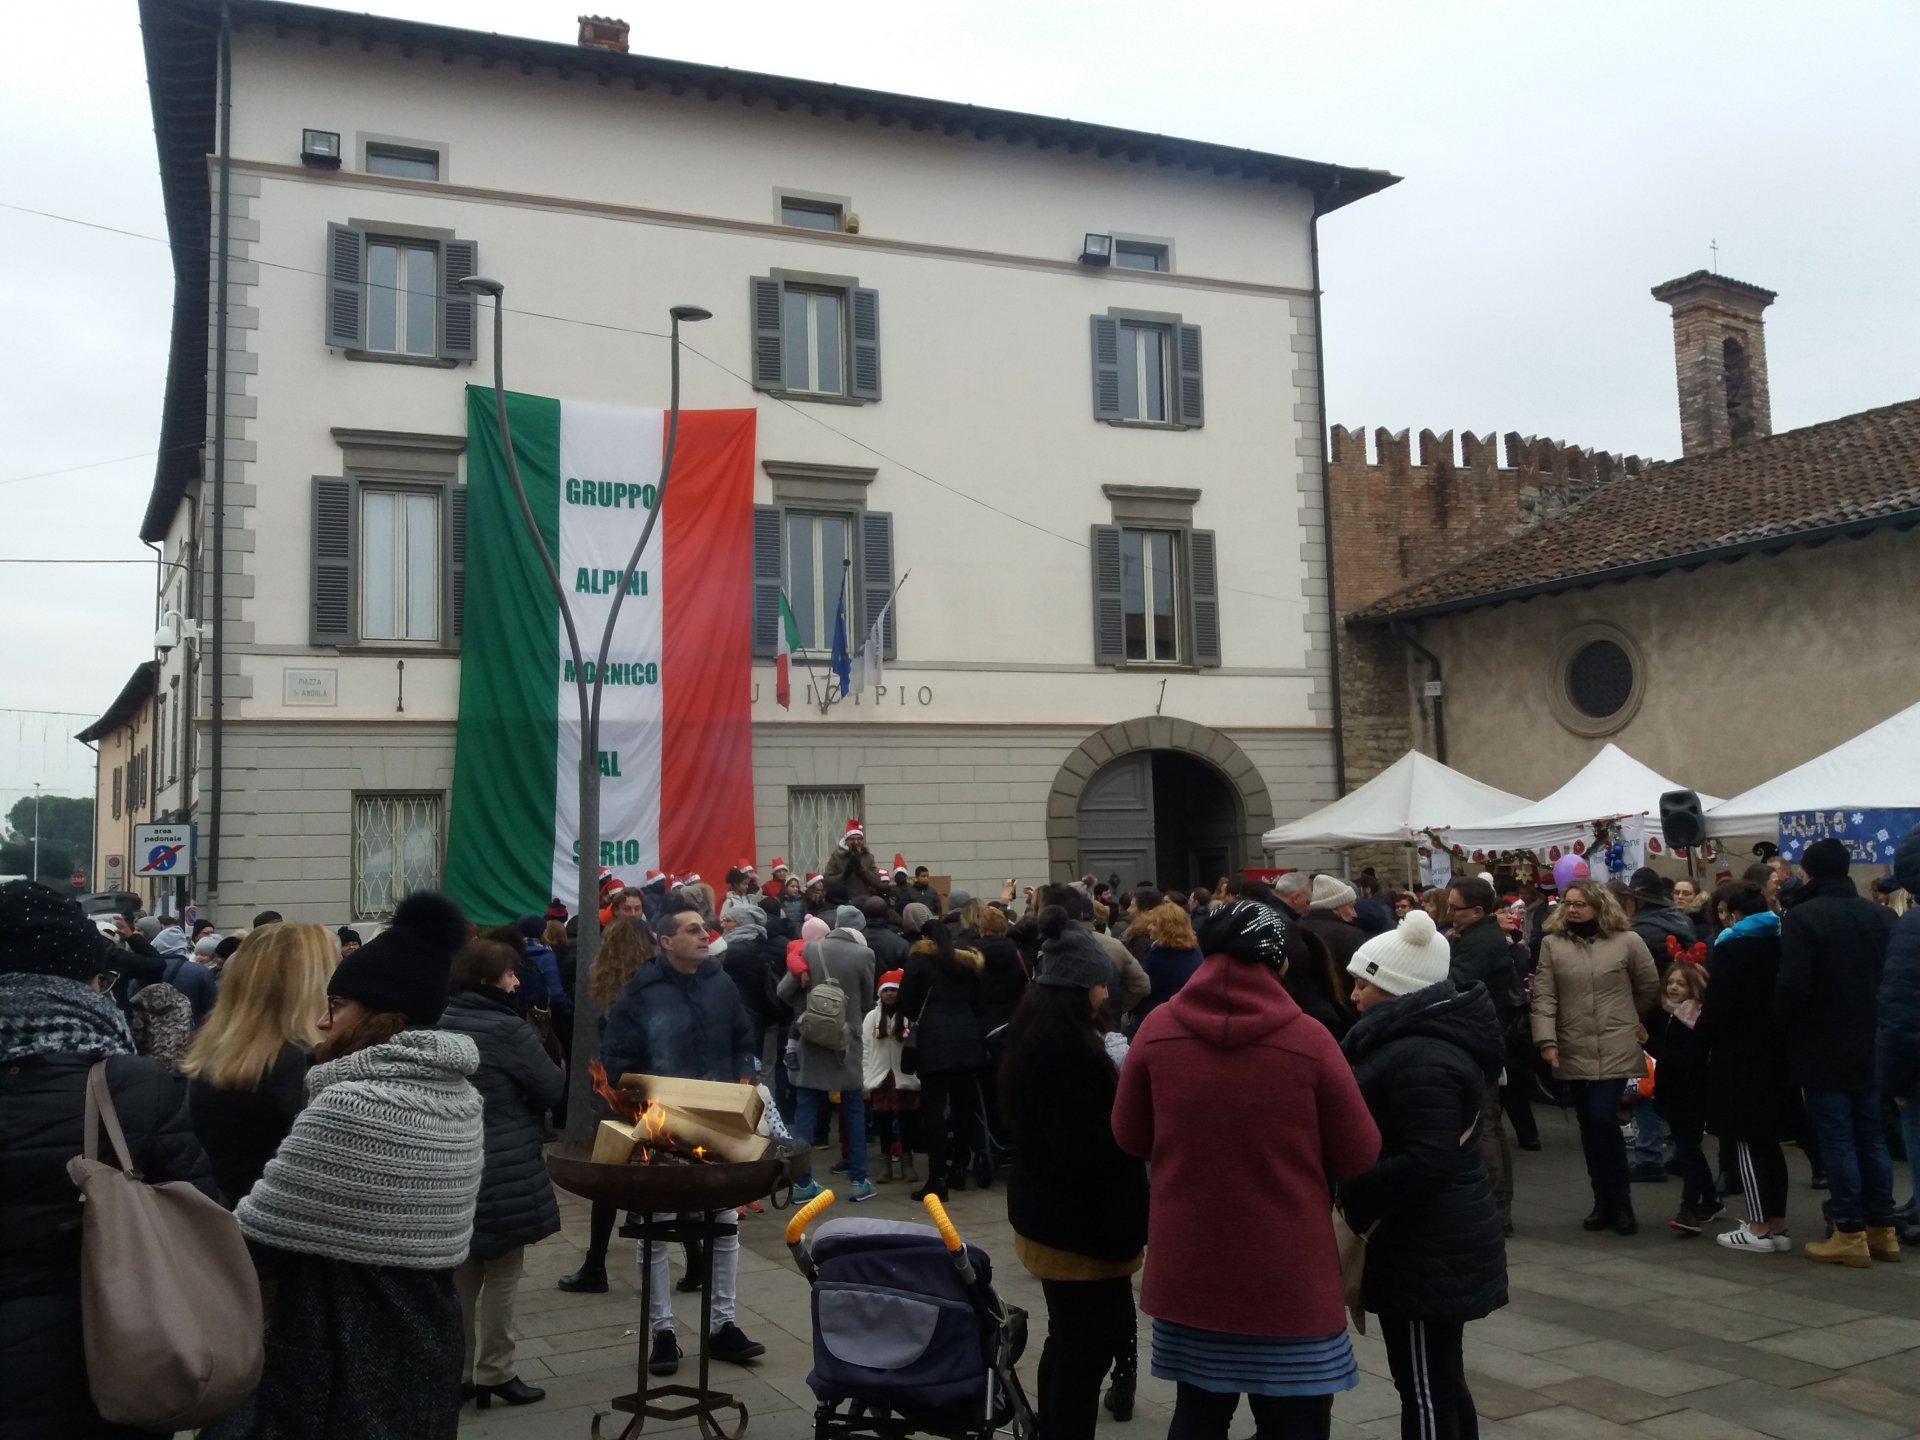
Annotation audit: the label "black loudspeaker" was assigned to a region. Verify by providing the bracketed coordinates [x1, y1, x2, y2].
[1660, 789, 1707, 849]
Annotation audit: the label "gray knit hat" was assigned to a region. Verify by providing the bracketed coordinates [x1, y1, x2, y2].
[1035, 910, 1112, 991]
[834, 904, 867, 932]
[901, 902, 933, 936]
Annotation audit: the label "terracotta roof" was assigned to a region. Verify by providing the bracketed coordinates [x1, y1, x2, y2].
[1351, 396, 1920, 623]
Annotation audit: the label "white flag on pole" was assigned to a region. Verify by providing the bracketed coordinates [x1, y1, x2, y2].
[851, 592, 894, 697]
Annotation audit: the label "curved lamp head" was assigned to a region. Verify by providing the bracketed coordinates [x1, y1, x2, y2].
[669, 304, 713, 323]
[457, 275, 506, 297]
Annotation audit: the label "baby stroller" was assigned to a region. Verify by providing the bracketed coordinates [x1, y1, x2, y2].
[786, 1191, 1034, 1440]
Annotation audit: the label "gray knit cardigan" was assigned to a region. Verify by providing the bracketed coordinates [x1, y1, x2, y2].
[236, 1028, 484, 1269]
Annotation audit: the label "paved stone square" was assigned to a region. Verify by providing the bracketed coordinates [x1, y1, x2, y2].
[464, 1117, 1920, 1440]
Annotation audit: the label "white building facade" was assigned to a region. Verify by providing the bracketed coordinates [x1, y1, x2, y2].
[136, 0, 1393, 926]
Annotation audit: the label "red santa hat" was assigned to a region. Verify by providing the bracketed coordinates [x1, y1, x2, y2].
[598, 872, 625, 898]
[878, 969, 905, 991]
[735, 859, 756, 874]
[892, 853, 909, 877]
[804, 871, 824, 888]
[640, 870, 668, 892]
[769, 857, 789, 875]
[843, 818, 864, 840]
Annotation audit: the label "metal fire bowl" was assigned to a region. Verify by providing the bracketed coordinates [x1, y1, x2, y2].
[544, 1140, 808, 1212]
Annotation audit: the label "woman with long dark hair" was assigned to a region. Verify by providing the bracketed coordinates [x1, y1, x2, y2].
[1000, 909, 1147, 1440]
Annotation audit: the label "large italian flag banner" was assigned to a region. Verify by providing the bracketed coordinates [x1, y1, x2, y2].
[445, 386, 757, 924]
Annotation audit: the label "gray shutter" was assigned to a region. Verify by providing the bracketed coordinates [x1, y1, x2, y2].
[1091, 524, 1125, 664]
[1188, 528, 1221, 668]
[849, 287, 881, 400]
[751, 505, 784, 657]
[447, 484, 467, 648]
[312, 476, 355, 646]
[859, 510, 896, 660]
[1176, 323, 1204, 427]
[440, 238, 478, 361]
[325, 223, 367, 350]
[750, 277, 785, 390]
[1090, 315, 1122, 420]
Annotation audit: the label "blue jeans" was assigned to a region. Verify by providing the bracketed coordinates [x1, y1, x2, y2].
[1630, 1093, 1668, 1169]
[1803, 1089, 1895, 1230]
[1901, 1101, 1920, 1212]
[793, 1087, 867, 1184]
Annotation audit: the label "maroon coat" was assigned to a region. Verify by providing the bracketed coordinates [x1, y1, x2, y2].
[1112, 953, 1380, 1338]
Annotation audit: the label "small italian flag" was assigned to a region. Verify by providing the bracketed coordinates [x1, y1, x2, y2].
[775, 590, 800, 710]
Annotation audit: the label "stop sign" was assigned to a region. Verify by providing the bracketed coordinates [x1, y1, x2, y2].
[70, 872, 86, 889]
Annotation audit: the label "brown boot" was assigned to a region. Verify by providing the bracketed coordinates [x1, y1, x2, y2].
[1804, 1229, 1873, 1268]
[1866, 1226, 1902, 1263]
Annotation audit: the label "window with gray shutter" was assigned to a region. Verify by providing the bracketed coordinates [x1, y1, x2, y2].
[440, 239, 478, 361]
[1176, 324, 1204, 427]
[326, 223, 368, 349]
[1188, 528, 1221, 667]
[859, 511, 895, 659]
[751, 505, 784, 657]
[1091, 524, 1126, 664]
[750, 277, 786, 391]
[849, 288, 881, 401]
[1090, 316, 1122, 420]
[446, 485, 468, 647]
[312, 476, 355, 646]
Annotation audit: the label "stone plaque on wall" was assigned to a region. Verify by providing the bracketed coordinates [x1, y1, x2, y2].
[284, 667, 338, 706]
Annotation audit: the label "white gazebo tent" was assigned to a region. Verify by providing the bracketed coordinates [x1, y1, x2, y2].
[1432, 743, 1723, 862]
[1261, 749, 1529, 850]
[1706, 701, 1920, 835]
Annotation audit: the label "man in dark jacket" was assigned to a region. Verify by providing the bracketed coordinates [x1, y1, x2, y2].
[1445, 877, 1525, 1226]
[1299, 875, 1368, 975]
[1776, 838, 1900, 1265]
[861, 897, 910, 973]
[600, 902, 764, 1370]
[823, 820, 886, 901]
[1615, 869, 1697, 967]
[1875, 825, 1920, 1236]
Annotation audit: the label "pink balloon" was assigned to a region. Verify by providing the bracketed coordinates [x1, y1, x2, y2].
[1552, 853, 1590, 891]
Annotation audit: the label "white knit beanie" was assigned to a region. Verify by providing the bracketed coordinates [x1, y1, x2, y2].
[1309, 874, 1357, 911]
[1349, 909, 1450, 997]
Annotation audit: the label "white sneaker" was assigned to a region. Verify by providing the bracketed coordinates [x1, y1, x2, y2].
[1716, 1223, 1782, 1254]
[1770, 1230, 1792, 1252]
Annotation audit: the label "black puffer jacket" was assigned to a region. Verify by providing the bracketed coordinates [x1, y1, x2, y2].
[1774, 877, 1896, 1091]
[1338, 982, 1506, 1324]
[957, 929, 1028, 1031]
[898, 939, 986, 1075]
[1645, 1003, 1710, 1133]
[439, 987, 565, 1261]
[1876, 827, 1920, 1101]
[1698, 925, 1797, 1142]
[1003, 1030, 1147, 1263]
[1631, 906, 1698, 970]
[2, 1052, 218, 1440]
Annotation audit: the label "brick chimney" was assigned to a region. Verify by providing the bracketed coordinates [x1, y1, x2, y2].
[577, 15, 630, 52]
[1651, 270, 1777, 457]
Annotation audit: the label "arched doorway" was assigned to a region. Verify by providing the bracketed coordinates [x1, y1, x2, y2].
[1077, 750, 1243, 892]
[1046, 718, 1275, 889]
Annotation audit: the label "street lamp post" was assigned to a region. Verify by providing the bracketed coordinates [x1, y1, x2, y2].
[458, 276, 711, 1138]
[32, 782, 41, 885]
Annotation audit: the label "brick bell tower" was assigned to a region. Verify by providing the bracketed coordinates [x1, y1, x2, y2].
[1651, 270, 1777, 457]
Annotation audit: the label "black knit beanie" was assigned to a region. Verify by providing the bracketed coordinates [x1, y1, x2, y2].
[327, 891, 468, 1026]
[1800, 838, 1851, 880]
[0, 880, 109, 981]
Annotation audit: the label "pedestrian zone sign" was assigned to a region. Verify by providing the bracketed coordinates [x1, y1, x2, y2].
[133, 823, 196, 878]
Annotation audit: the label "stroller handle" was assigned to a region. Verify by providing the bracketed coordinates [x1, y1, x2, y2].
[785, 1188, 836, 1244]
[921, 1194, 965, 1254]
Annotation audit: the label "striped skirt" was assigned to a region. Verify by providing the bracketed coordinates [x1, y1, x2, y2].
[1151, 1318, 1358, 1397]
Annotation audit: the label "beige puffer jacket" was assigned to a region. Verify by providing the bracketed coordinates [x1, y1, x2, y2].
[1530, 928, 1660, 1080]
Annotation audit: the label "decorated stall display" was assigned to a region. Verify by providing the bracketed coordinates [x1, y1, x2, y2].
[1778, 810, 1920, 866]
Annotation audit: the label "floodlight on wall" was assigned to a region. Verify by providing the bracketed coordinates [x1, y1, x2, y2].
[1080, 232, 1114, 266]
[301, 129, 342, 169]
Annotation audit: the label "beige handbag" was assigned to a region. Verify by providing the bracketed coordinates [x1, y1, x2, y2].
[66, 1062, 264, 1429]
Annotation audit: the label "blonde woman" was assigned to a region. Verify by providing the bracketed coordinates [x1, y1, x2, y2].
[182, 922, 336, 1205]
[1532, 883, 1660, 1235]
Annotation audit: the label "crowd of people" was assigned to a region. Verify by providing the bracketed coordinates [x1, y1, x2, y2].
[4, 809, 1917, 1440]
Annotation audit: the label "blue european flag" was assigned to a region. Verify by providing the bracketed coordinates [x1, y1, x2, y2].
[830, 588, 852, 694]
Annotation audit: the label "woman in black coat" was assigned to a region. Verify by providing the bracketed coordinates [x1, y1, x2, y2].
[1700, 882, 1798, 1256]
[898, 914, 987, 1202]
[439, 940, 567, 1408]
[1339, 911, 1506, 1440]
[999, 911, 1147, 1440]
[0, 881, 221, 1440]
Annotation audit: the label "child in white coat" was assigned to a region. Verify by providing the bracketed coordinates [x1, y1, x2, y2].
[863, 970, 921, 1184]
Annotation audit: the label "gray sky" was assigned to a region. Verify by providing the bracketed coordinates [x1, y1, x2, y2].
[3, 0, 1916, 805]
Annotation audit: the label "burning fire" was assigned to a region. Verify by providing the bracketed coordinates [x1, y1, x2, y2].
[589, 1061, 714, 1166]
